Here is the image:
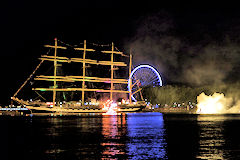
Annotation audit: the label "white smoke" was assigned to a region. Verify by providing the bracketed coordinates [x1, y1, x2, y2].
[125, 11, 240, 86]
[197, 92, 240, 114]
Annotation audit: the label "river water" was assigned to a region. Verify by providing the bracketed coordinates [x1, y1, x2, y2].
[1, 113, 240, 159]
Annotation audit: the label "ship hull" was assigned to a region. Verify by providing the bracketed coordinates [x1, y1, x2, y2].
[26, 105, 145, 114]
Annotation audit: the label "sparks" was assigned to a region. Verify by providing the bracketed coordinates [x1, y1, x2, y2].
[102, 100, 118, 115]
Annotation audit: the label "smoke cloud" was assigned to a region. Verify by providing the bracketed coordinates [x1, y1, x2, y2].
[197, 92, 240, 114]
[125, 11, 240, 86]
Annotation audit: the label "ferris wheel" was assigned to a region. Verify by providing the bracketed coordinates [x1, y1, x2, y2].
[128, 65, 163, 101]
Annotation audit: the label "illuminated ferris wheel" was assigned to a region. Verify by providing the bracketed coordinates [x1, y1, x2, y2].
[128, 65, 162, 101]
[128, 65, 163, 101]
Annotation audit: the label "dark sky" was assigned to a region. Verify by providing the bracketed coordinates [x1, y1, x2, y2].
[1, 1, 240, 105]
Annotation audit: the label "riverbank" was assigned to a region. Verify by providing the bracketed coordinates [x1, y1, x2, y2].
[0, 107, 198, 116]
[142, 107, 198, 114]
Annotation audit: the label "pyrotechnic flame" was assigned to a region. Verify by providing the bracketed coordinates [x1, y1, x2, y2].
[196, 92, 240, 114]
[197, 92, 226, 114]
[102, 100, 118, 115]
[105, 103, 117, 115]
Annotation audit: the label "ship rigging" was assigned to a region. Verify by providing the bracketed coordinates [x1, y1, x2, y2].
[11, 38, 146, 113]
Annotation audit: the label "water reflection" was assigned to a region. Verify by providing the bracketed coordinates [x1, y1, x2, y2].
[101, 113, 167, 159]
[197, 119, 225, 159]
[101, 114, 128, 159]
[126, 113, 167, 159]
[42, 117, 103, 159]
[196, 115, 240, 159]
[4, 113, 240, 159]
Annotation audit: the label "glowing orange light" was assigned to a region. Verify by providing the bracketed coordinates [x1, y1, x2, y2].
[102, 100, 118, 115]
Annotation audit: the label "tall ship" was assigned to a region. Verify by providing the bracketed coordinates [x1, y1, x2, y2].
[11, 38, 146, 114]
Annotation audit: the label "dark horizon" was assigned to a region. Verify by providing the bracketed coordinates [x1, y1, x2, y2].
[2, 1, 240, 105]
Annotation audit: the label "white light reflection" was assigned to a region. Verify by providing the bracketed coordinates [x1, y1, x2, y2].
[196, 115, 227, 159]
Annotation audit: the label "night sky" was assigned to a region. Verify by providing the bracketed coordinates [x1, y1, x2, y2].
[1, 1, 240, 105]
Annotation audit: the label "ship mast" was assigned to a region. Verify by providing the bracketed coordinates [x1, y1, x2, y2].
[82, 40, 86, 105]
[110, 42, 114, 101]
[11, 39, 143, 107]
[43, 38, 67, 107]
[129, 53, 132, 104]
[33, 39, 131, 105]
[53, 38, 58, 107]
